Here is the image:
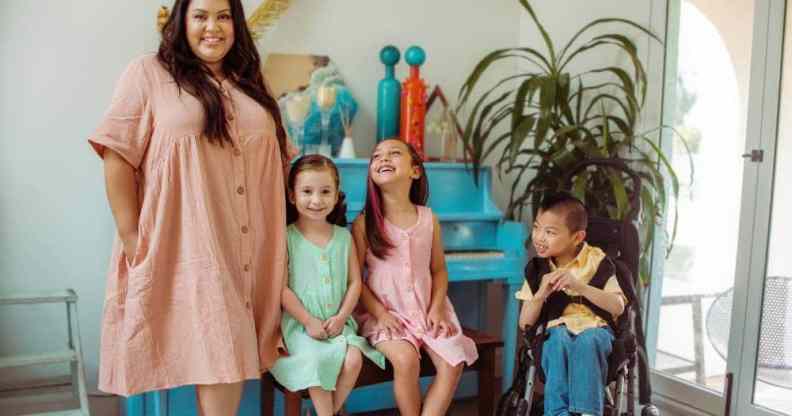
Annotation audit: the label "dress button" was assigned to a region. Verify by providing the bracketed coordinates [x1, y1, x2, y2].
[228, 113, 235, 121]
[320, 254, 328, 262]
[245, 301, 251, 309]
[243, 264, 250, 272]
[324, 276, 331, 284]
[237, 186, 245, 195]
[241, 225, 249, 234]
[233, 148, 241, 156]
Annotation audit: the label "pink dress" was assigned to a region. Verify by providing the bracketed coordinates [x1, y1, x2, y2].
[358, 206, 478, 366]
[88, 55, 287, 396]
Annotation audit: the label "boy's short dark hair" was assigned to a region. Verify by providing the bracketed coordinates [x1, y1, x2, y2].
[538, 192, 588, 233]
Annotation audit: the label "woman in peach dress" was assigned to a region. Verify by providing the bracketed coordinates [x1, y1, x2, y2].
[88, 0, 293, 414]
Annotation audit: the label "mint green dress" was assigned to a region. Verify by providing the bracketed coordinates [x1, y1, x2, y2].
[270, 225, 386, 391]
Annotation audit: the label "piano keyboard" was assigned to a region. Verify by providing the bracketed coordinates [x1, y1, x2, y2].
[445, 251, 505, 260]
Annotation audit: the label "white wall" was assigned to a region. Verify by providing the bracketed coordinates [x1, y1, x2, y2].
[0, 0, 159, 389]
[0, 0, 519, 399]
[0, 0, 665, 412]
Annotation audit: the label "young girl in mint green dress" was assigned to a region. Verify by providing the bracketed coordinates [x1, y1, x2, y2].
[270, 155, 385, 416]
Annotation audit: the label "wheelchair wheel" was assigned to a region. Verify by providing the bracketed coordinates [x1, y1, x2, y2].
[641, 404, 660, 416]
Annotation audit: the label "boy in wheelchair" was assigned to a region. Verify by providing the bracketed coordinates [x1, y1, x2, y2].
[517, 193, 626, 416]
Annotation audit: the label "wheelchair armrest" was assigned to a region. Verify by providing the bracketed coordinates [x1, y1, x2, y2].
[521, 322, 546, 348]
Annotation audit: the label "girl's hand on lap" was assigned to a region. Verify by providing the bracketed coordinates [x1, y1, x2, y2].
[375, 311, 403, 338]
[427, 306, 456, 337]
[323, 315, 345, 338]
[306, 317, 329, 340]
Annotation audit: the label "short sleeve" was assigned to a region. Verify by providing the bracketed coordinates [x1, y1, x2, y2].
[88, 57, 153, 169]
[515, 281, 534, 301]
[604, 275, 627, 311]
[603, 275, 623, 294]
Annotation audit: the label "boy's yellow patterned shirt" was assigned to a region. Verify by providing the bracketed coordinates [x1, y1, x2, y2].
[515, 243, 624, 334]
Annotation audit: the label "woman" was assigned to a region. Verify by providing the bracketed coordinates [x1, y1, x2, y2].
[88, 0, 292, 413]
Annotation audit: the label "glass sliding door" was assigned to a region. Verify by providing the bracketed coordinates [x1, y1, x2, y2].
[650, 0, 792, 414]
[647, 0, 757, 413]
[730, 0, 792, 414]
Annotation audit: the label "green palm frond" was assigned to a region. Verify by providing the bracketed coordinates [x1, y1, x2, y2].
[455, 0, 693, 286]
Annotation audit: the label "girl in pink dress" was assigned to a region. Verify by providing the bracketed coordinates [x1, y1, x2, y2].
[352, 139, 478, 416]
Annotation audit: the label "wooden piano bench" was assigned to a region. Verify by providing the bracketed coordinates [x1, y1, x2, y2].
[261, 327, 502, 416]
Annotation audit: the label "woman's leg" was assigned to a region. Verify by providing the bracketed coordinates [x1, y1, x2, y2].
[332, 346, 363, 413]
[308, 387, 335, 416]
[541, 326, 573, 416]
[420, 346, 464, 416]
[195, 381, 244, 416]
[568, 327, 614, 416]
[376, 340, 422, 416]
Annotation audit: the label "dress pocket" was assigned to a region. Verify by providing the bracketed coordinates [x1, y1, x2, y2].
[123, 230, 148, 270]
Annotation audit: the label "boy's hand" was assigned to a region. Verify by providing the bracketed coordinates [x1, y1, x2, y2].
[323, 315, 346, 338]
[427, 305, 457, 338]
[375, 311, 403, 339]
[551, 271, 585, 293]
[535, 271, 559, 300]
[306, 317, 329, 340]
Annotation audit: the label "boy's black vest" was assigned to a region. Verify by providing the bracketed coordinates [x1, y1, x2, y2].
[525, 255, 618, 330]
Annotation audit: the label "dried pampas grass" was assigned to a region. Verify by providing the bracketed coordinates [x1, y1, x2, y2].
[156, 0, 293, 40]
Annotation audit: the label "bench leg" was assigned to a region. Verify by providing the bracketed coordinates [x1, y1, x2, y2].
[478, 347, 498, 416]
[285, 391, 302, 416]
[261, 373, 274, 416]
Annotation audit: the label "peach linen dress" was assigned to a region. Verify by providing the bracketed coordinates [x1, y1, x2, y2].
[89, 55, 287, 396]
[357, 206, 478, 367]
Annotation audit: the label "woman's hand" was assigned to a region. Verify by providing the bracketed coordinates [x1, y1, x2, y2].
[323, 315, 346, 338]
[305, 317, 329, 340]
[375, 311, 403, 338]
[427, 305, 456, 338]
[122, 232, 139, 264]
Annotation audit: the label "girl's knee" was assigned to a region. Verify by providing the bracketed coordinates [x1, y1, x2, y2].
[344, 347, 363, 371]
[390, 349, 420, 376]
[437, 360, 464, 381]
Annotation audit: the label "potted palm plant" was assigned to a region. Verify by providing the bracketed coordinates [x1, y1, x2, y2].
[455, 0, 690, 283]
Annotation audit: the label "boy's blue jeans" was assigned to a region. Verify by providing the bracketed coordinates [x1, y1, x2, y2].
[541, 325, 614, 416]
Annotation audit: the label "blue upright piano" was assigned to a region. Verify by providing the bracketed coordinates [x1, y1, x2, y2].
[123, 159, 526, 415]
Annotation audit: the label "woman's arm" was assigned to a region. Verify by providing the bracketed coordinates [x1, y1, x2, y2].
[103, 149, 140, 260]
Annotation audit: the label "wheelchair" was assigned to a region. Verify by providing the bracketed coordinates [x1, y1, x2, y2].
[497, 159, 660, 416]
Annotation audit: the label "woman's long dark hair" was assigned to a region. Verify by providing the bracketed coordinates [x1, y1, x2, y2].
[286, 155, 347, 227]
[365, 140, 428, 259]
[157, 0, 287, 160]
